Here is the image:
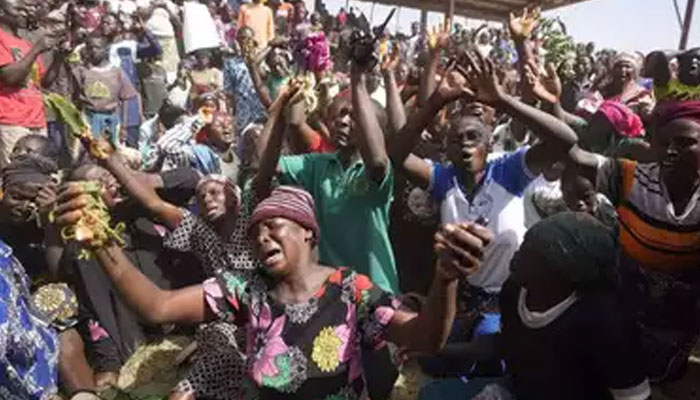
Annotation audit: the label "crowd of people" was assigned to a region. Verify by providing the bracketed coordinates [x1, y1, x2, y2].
[1, 0, 700, 399]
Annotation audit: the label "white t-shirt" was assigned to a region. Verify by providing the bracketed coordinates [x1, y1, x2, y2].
[428, 147, 536, 292]
[523, 177, 566, 229]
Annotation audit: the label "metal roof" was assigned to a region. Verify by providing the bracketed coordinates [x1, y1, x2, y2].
[370, 0, 593, 21]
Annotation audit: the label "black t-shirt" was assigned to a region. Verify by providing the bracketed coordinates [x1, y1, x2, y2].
[500, 279, 649, 400]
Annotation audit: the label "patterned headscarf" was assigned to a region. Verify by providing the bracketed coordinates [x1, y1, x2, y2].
[596, 100, 644, 138]
[249, 186, 319, 239]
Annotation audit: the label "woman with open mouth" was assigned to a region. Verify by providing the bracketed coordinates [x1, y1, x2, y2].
[52, 181, 488, 400]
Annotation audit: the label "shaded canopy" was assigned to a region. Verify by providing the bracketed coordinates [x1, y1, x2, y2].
[370, 0, 592, 21]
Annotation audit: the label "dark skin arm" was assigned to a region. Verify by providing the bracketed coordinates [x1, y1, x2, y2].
[247, 59, 273, 109]
[418, 20, 451, 107]
[389, 66, 473, 188]
[286, 94, 321, 152]
[508, 8, 541, 103]
[103, 153, 183, 229]
[87, 139, 184, 229]
[524, 62, 587, 128]
[41, 43, 70, 88]
[388, 223, 492, 353]
[381, 47, 406, 136]
[254, 85, 298, 199]
[53, 184, 210, 325]
[463, 51, 578, 174]
[351, 69, 389, 183]
[0, 35, 51, 87]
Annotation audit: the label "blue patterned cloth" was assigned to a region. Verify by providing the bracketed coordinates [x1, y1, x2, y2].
[222, 55, 266, 142]
[0, 240, 59, 400]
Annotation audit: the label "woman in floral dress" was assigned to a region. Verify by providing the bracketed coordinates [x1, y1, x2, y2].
[53, 183, 492, 400]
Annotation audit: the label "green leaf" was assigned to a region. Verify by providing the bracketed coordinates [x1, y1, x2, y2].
[43, 92, 89, 137]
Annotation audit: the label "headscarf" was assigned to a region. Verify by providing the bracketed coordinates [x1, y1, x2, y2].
[196, 174, 241, 210]
[652, 100, 700, 127]
[595, 100, 644, 138]
[518, 212, 616, 286]
[613, 51, 642, 72]
[2, 155, 58, 191]
[249, 186, 319, 239]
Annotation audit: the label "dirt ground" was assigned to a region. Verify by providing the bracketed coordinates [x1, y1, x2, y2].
[58, 337, 700, 399]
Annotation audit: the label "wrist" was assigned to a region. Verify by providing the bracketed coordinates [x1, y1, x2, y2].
[434, 261, 460, 285]
[428, 90, 450, 110]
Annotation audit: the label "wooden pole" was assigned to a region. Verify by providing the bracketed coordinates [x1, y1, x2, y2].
[679, 0, 697, 50]
[447, 0, 455, 26]
[420, 6, 428, 35]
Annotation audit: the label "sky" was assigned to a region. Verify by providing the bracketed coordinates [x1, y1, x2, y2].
[323, 0, 700, 53]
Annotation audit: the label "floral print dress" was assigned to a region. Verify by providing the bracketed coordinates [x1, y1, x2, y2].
[203, 267, 400, 400]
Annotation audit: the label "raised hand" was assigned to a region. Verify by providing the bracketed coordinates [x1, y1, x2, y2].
[508, 6, 540, 41]
[524, 61, 561, 104]
[428, 18, 451, 53]
[380, 43, 401, 74]
[433, 60, 475, 104]
[459, 50, 504, 105]
[434, 223, 493, 281]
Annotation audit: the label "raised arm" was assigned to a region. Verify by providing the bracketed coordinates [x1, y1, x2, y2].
[508, 7, 540, 103]
[381, 46, 406, 135]
[418, 23, 449, 107]
[463, 51, 578, 175]
[0, 34, 51, 86]
[135, 28, 163, 59]
[247, 58, 273, 109]
[53, 184, 210, 325]
[88, 138, 184, 229]
[254, 85, 298, 199]
[42, 41, 70, 88]
[351, 66, 389, 183]
[389, 66, 473, 188]
[524, 62, 587, 127]
[388, 223, 492, 353]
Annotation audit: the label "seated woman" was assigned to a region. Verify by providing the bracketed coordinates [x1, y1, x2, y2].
[500, 212, 649, 400]
[59, 163, 203, 389]
[420, 213, 650, 400]
[52, 184, 491, 400]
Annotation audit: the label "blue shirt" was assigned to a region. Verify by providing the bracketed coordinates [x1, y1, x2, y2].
[0, 240, 59, 400]
[429, 148, 536, 292]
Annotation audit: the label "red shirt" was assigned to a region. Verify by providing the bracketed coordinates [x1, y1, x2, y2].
[0, 29, 46, 128]
[308, 131, 335, 153]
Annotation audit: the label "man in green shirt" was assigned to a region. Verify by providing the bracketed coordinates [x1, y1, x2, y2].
[256, 65, 397, 293]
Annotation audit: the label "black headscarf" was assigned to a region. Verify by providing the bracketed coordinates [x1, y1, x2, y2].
[519, 212, 617, 287]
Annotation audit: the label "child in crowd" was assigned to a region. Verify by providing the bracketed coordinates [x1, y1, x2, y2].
[72, 34, 138, 145]
[189, 48, 223, 101]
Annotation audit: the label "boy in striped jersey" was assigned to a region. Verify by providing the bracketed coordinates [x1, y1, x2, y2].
[572, 100, 700, 382]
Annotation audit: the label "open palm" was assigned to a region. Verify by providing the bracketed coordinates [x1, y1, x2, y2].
[508, 7, 540, 40]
